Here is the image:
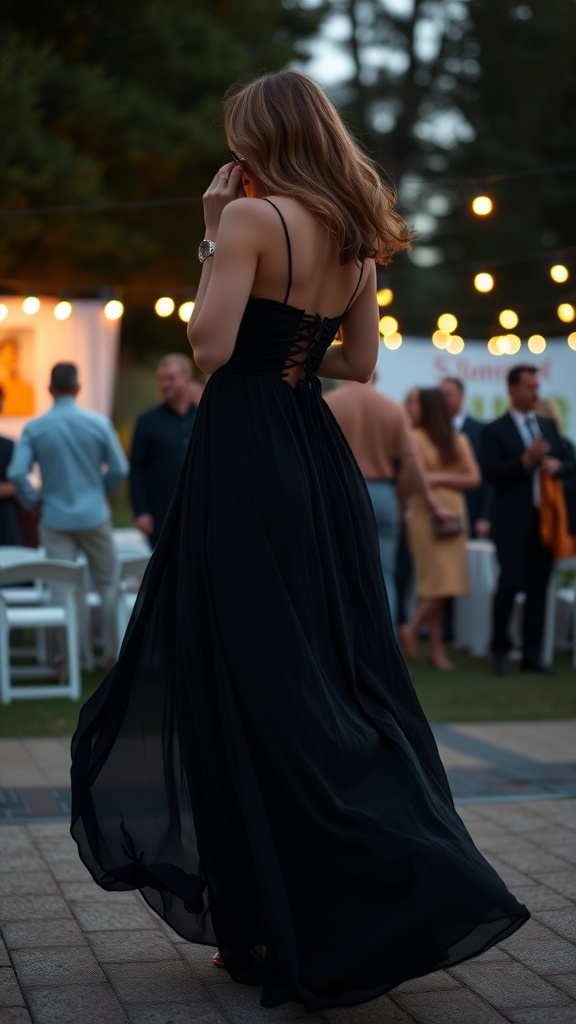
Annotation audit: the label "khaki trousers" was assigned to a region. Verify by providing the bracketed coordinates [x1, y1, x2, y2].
[40, 520, 119, 662]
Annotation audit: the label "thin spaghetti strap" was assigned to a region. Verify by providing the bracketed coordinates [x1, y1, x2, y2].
[343, 264, 364, 315]
[261, 198, 293, 304]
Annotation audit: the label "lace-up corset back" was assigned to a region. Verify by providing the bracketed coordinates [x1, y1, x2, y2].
[226, 200, 363, 387]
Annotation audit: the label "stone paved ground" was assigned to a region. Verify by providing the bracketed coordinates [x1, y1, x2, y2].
[0, 722, 575, 1024]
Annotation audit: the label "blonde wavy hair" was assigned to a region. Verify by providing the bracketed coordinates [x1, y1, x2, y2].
[223, 69, 415, 266]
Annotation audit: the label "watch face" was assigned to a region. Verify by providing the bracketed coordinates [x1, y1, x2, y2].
[199, 240, 216, 262]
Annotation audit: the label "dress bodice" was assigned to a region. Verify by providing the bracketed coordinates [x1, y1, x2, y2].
[225, 297, 344, 383]
[221, 199, 363, 387]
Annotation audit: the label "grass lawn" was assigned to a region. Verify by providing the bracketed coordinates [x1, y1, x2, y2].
[0, 649, 574, 739]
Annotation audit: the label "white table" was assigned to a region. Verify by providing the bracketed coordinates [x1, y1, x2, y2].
[454, 541, 498, 657]
[454, 541, 575, 664]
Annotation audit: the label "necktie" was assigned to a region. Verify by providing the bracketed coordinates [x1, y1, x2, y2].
[526, 414, 539, 439]
[525, 415, 540, 507]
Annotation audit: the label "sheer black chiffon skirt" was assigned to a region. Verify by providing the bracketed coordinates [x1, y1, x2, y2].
[71, 369, 528, 1012]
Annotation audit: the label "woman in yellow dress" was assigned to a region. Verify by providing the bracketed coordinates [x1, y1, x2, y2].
[400, 387, 480, 669]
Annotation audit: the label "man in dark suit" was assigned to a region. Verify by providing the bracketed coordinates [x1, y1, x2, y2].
[483, 364, 576, 675]
[440, 377, 491, 537]
[130, 354, 200, 548]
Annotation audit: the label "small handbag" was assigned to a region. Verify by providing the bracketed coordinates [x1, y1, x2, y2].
[432, 513, 464, 539]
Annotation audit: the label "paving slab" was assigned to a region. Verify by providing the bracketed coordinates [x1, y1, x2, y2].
[0, 1009, 34, 1024]
[24, 983, 128, 1024]
[391, 988, 512, 1023]
[0, 724, 575, 1022]
[125, 1008, 228, 1024]
[10, 945, 107, 987]
[448, 960, 570, 1008]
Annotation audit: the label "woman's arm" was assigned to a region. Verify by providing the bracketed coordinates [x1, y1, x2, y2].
[317, 262, 379, 383]
[187, 163, 260, 374]
[427, 434, 481, 491]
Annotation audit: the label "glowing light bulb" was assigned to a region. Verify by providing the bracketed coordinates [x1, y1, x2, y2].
[22, 296, 40, 315]
[498, 309, 518, 330]
[506, 334, 521, 354]
[379, 315, 398, 337]
[474, 272, 494, 293]
[550, 265, 569, 283]
[155, 297, 175, 317]
[487, 336, 503, 356]
[568, 332, 576, 351]
[437, 313, 457, 333]
[54, 301, 72, 320]
[527, 335, 546, 354]
[446, 335, 464, 355]
[104, 300, 124, 320]
[432, 330, 449, 349]
[178, 301, 195, 322]
[558, 303, 575, 323]
[376, 288, 393, 307]
[384, 332, 402, 350]
[472, 195, 493, 216]
[0, 304, 7, 322]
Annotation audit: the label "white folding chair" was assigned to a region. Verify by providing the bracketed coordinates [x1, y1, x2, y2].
[116, 553, 150, 653]
[112, 528, 151, 557]
[82, 552, 149, 660]
[0, 559, 83, 703]
[0, 547, 48, 662]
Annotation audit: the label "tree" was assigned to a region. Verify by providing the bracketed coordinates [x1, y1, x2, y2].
[310, 0, 576, 339]
[0, 0, 327, 299]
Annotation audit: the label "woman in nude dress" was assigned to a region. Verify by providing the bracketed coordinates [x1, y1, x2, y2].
[400, 387, 480, 669]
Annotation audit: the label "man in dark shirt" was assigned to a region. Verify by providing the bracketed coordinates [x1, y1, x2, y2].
[0, 385, 23, 545]
[130, 354, 201, 547]
[440, 377, 491, 536]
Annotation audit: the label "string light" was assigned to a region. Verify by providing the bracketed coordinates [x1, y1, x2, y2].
[383, 332, 402, 350]
[155, 297, 175, 317]
[432, 330, 449, 349]
[379, 315, 398, 337]
[495, 334, 521, 355]
[527, 335, 547, 354]
[446, 335, 464, 355]
[104, 300, 124, 320]
[499, 309, 519, 330]
[558, 303, 575, 323]
[505, 334, 521, 354]
[54, 301, 72, 320]
[178, 301, 195, 322]
[474, 272, 494, 293]
[471, 195, 493, 216]
[568, 332, 576, 351]
[22, 296, 40, 315]
[487, 337, 503, 356]
[437, 313, 458, 333]
[376, 288, 393, 307]
[0, 304, 7, 322]
[550, 265, 569, 283]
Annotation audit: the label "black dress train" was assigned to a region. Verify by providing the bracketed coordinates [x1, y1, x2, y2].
[71, 201, 528, 1012]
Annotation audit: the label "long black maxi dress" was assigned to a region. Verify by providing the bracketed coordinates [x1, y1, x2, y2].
[71, 203, 529, 1013]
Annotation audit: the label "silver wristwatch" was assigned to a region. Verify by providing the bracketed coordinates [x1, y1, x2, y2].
[198, 239, 216, 263]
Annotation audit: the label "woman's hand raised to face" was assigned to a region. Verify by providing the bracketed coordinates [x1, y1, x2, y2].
[203, 162, 245, 238]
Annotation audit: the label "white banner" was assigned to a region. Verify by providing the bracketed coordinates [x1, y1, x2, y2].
[0, 297, 120, 440]
[375, 338, 576, 438]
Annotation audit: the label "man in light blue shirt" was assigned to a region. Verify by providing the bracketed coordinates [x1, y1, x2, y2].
[8, 362, 128, 667]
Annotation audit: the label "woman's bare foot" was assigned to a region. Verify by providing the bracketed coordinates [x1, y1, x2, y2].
[399, 624, 420, 660]
[428, 652, 454, 670]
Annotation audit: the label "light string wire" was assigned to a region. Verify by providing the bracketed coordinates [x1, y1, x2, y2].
[0, 162, 575, 217]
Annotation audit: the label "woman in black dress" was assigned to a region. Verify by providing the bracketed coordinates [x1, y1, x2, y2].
[71, 70, 528, 1012]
